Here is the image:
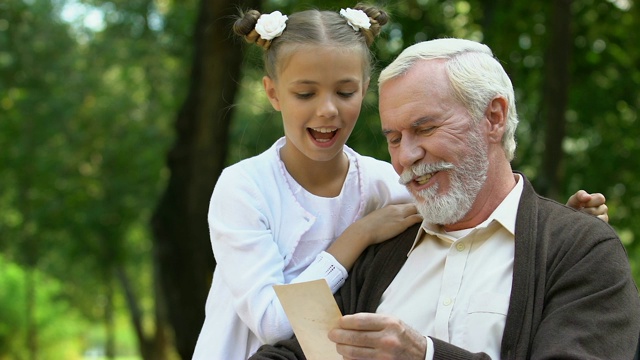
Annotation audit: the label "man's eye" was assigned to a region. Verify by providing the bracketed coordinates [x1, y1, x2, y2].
[418, 127, 436, 135]
[338, 91, 356, 98]
[386, 136, 401, 145]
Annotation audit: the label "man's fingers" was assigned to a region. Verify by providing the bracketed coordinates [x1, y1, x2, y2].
[339, 313, 387, 331]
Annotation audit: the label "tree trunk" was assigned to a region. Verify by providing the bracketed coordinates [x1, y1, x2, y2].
[150, 0, 260, 358]
[105, 275, 115, 359]
[539, 0, 572, 198]
[116, 266, 169, 360]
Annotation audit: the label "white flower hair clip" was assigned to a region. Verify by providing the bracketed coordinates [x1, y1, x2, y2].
[255, 11, 288, 40]
[340, 8, 371, 32]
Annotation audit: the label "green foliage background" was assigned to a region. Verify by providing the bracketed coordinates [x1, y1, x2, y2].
[1, 0, 638, 358]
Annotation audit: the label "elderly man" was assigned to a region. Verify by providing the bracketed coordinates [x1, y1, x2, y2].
[250, 38, 640, 359]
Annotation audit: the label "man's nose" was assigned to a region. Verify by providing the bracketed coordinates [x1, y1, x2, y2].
[397, 136, 425, 168]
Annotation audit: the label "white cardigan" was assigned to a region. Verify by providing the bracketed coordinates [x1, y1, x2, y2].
[192, 137, 411, 359]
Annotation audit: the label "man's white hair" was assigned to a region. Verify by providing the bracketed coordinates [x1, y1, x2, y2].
[379, 38, 518, 161]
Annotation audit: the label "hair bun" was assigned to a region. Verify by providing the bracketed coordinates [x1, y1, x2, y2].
[233, 9, 276, 50]
[353, 3, 389, 46]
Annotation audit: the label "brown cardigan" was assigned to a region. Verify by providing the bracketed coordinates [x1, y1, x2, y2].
[250, 175, 640, 359]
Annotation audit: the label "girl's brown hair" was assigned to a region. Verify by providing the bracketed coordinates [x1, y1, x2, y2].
[233, 3, 389, 80]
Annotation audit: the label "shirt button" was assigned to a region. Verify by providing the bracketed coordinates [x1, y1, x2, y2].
[456, 243, 465, 251]
[443, 297, 453, 306]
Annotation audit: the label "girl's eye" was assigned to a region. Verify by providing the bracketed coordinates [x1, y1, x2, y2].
[296, 93, 313, 99]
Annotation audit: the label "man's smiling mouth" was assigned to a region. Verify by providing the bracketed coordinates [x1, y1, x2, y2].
[415, 173, 434, 185]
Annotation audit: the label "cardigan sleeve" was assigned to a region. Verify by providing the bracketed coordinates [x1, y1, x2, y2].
[527, 226, 640, 359]
[507, 181, 640, 359]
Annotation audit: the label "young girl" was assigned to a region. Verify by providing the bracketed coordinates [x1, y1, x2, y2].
[192, 5, 419, 359]
[192, 4, 608, 359]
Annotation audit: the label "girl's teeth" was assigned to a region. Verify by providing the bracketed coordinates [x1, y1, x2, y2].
[310, 128, 337, 142]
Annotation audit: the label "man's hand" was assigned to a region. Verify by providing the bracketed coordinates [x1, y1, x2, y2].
[328, 313, 427, 360]
[566, 190, 608, 223]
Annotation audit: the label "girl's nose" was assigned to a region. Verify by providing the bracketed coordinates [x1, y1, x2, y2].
[317, 95, 338, 118]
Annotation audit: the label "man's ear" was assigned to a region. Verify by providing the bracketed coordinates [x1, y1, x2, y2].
[485, 96, 508, 144]
[263, 76, 281, 111]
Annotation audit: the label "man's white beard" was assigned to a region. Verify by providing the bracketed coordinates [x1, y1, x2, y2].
[411, 126, 489, 225]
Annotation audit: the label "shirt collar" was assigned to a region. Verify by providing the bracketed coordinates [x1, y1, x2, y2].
[407, 173, 524, 255]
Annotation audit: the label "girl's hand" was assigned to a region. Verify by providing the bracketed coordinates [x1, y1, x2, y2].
[566, 190, 608, 223]
[352, 203, 422, 245]
[327, 203, 421, 271]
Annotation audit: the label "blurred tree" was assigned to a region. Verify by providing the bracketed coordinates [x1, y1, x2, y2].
[0, 255, 90, 359]
[562, 0, 640, 279]
[539, 0, 572, 199]
[0, 1, 89, 358]
[1, 0, 189, 358]
[150, 0, 260, 357]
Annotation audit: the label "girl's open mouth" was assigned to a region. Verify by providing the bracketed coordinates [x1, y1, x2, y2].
[308, 127, 338, 143]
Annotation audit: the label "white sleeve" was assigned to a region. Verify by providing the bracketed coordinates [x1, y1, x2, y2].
[291, 251, 347, 293]
[209, 168, 294, 345]
[208, 166, 345, 346]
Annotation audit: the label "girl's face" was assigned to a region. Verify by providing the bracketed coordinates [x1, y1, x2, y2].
[263, 46, 368, 164]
